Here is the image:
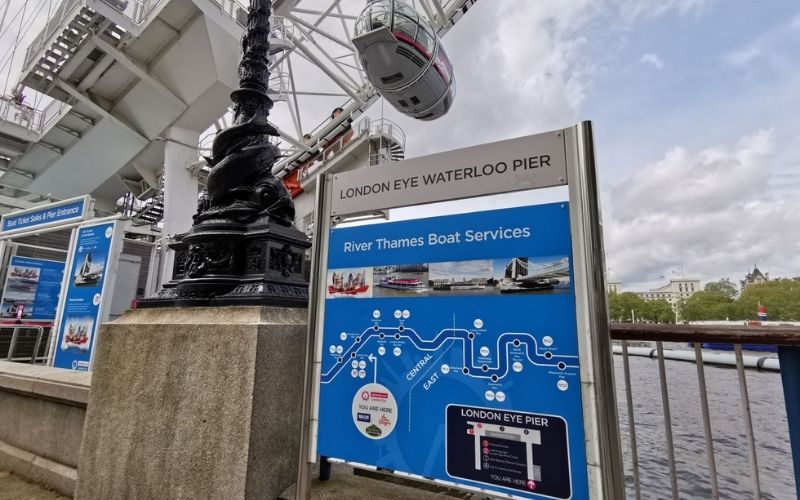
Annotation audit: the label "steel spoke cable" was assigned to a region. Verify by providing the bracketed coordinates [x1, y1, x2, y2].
[32, 0, 53, 109]
[2, 0, 31, 96]
[0, 0, 48, 52]
[0, 0, 49, 70]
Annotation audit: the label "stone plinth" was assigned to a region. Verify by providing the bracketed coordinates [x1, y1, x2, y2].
[75, 306, 307, 500]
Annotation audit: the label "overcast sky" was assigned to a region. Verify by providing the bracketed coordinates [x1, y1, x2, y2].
[1, 0, 798, 292]
[362, 0, 800, 292]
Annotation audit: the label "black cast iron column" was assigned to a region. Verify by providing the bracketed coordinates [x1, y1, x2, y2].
[142, 0, 310, 308]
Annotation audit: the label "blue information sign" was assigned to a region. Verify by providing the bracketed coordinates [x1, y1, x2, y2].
[53, 222, 118, 371]
[0, 256, 65, 320]
[317, 203, 588, 499]
[0, 196, 89, 233]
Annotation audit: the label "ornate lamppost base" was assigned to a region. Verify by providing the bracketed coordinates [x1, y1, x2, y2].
[139, 215, 310, 309]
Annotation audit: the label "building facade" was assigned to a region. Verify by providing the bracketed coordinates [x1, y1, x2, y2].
[637, 278, 700, 311]
[741, 266, 769, 292]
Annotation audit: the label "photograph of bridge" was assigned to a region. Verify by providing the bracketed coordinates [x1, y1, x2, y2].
[493, 256, 571, 294]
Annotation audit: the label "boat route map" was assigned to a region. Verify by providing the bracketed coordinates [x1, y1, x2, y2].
[316, 204, 590, 500]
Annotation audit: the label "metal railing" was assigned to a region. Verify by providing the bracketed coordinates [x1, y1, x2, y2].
[0, 95, 72, 135]
[0, 96, 44, 132]
[610, 323, 800, 499]
[1, 325, 47, 363]
[294, 117, 406, 183]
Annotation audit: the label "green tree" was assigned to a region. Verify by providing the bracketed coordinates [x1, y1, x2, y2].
[681, 290, 739, 321]
[704, 278, 738, 299]
[737, 279, 800, 321]
[641, 299, 675, 323]
[608, 292, 646, 322]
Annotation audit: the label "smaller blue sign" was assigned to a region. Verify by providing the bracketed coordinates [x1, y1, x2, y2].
[1, 196, 88, 233]
[0, 256, 65, 320]
[53, 222, 117, 371]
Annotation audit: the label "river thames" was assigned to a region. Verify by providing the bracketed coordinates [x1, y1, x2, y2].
[614, 352, 795, 499]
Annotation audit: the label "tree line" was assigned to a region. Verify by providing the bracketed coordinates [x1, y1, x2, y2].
[607, 278, 800, 323]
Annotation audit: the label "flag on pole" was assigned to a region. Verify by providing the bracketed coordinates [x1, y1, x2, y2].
[757, 302, 768, 321]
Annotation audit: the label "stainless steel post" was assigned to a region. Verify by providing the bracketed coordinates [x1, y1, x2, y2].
[569, 121, 625, 498]
[621, 340, 641, 500]
[7, 326, 20, 360]
[693, 344, 719, 499]
[296, 173, 333, 500]
[734, 344, 762, 499]
[656, 341, 678, 500]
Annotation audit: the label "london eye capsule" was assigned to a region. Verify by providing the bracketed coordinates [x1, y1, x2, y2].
[353, 0, 455, 121]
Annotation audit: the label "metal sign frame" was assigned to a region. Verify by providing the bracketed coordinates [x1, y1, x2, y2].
[296, 121, 624, 499]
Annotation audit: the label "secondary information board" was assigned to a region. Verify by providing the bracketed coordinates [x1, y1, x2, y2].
[317, 203, 589, 499]
[0, 256, 65, 320]
[53, 221, 120, 371]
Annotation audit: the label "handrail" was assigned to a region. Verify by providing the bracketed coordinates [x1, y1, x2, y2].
[2, 325, 46, 363]
[610, 323, 800, 346]
[0, 96, 44, 133]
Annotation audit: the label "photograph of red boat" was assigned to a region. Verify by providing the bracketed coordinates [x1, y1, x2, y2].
[60, 316, 95, 351]
[327, 268, 373, 299]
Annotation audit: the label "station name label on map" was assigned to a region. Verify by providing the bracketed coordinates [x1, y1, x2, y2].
[331, 130, 567, 215]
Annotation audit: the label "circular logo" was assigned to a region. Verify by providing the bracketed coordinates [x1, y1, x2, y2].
[557, 379, 569, 391]
[542, 336, 554, 347]
[378, 346, 386, 356]
[352, 383, 397, 440]
[71, 360, 78, 369]
[479, 346, 490, 357]
[393, 347, 402, 356]
[105, 227, 113, 238]
[484, 390, 495, 401]
[512, 361, 523, 373]
[351, 360, 359, 368]
[92, 293, 101, 306]
[394, 310, 402, 319]
[474, 318, 484, 329]
[340, 332, 347, 341]
[440, 364, 450, 374]
[335, 345, 344, 354]
[495, 391, 506, 402]
[402, 309, 410, 319]
[372, 310, 381, 319]
[329, 346, 336, 354]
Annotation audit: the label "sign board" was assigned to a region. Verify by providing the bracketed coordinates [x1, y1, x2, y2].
[305, 124, 624, 500]
[0, 195, 92, 235]
[330, 131, 567, 216]
[52, 221, 122, 371]
[317, 204, 587, 499]
[0, 256, 65, 320]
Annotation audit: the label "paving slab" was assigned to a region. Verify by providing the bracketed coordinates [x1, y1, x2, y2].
[0, 470, 69, 500]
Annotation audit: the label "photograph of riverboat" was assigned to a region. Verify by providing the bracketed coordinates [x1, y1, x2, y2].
[326, 268, 373, 299]
[373, 263, 429, 297]
[428, 260, 494, 296]
[493, 256, 571, 294]
[0, 263, 41, 318]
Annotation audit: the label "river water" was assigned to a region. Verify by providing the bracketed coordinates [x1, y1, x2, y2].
[613, 352, 796, 499]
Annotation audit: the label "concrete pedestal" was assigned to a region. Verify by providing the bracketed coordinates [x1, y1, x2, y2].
[75, 306, 307, 499]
